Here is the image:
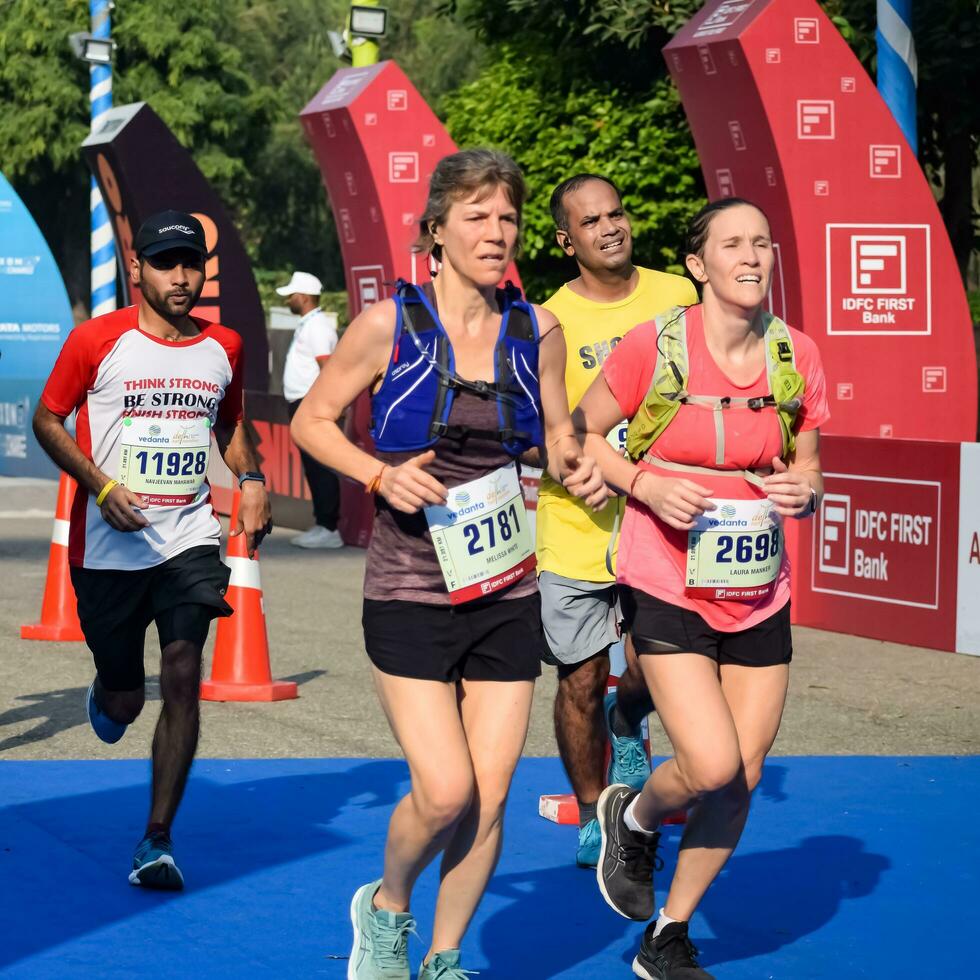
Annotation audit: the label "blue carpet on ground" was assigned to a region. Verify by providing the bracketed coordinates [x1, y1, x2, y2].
[0, 756, 975, 978]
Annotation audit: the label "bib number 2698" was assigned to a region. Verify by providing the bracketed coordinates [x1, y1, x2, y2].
[714, 526, 780, 565]
[685, 498, 783, 602]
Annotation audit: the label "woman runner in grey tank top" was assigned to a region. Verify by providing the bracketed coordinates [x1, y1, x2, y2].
[292, 149, 607, 980]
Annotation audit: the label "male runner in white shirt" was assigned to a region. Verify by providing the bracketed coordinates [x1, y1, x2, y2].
[33, 210, 271, 890]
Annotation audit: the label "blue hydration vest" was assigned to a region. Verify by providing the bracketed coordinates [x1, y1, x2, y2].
[370, 279, 544, 456]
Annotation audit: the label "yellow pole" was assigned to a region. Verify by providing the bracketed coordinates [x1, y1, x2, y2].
[350, 0, 380, 67]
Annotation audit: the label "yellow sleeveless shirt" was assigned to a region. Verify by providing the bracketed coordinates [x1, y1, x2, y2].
[537, 267, 698, 582]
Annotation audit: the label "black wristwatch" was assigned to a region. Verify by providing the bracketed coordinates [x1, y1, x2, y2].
[238, 471, 266, 488]
[802, 488, 818, 517]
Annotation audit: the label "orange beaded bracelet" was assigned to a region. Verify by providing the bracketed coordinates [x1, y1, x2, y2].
[365, 465, 387, 495]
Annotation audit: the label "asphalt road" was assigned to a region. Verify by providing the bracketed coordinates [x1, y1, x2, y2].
[1, 478, 977, 762]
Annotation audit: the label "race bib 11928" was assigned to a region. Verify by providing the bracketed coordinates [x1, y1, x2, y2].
[117, 416, 211, 506]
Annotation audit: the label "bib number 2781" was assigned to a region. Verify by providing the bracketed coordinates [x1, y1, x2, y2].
[462, 503, 523, 555]
[425, 463, 536, 605]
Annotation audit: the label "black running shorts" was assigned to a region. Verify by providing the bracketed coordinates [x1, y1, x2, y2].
[362, 593, 544, 682]
[70, 545, 233, 691]
[620, 586, 792, 668]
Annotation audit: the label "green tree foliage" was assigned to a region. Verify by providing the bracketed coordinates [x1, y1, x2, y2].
[0, 0, 93, 311]
[444, 53, 702, 298]
[0, 0, 486, 312]
[456, 0, 702, 51]
[441, 1, 705, 298]
[450, 0, 978, 291]
[2, 0, 975, 314]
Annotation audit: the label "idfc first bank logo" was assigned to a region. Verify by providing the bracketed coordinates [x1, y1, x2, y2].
[812, 474, 941, 609]
[825, 223, 931, 335]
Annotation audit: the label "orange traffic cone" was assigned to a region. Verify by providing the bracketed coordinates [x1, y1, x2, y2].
[21, 473, 84, 642]
[200, 490, 297, 702]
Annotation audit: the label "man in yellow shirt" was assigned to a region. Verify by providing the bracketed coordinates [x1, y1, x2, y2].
[537, 174, 698, 867]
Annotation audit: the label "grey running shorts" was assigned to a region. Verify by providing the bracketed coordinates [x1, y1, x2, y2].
[538, 570, 620, 667]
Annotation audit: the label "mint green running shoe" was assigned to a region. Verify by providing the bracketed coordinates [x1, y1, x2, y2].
[576, 817, 602, 868]
[605, 691, 650, 791]
[349, 880, 417, 980]
[417, 949, 478, 979]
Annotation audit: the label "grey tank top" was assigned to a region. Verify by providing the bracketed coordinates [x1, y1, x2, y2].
[363, 389, 538, 605]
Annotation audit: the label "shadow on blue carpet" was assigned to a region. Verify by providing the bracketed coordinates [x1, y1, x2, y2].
[0, 756, 974, 978]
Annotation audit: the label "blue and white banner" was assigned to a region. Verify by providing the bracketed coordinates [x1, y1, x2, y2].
[0, 172, 73, 477]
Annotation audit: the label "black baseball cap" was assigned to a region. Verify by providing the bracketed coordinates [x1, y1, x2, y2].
[134, 210, 207, 258]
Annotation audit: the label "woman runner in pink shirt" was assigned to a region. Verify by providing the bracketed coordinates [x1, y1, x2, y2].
[576, 198, 829, 980]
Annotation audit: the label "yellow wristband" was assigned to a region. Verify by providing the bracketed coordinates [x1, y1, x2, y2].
[96, 479, 119, 507]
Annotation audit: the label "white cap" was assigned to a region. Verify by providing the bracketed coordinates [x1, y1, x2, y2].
[276, 271, 323, 296]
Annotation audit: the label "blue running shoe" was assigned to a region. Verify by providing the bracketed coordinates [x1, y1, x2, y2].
[129, 831, 184, 890]
[349, 879, 417, 979]
[576, 817, 602, 868]
[86, 680, 127, 744]
[605, 691, 650, 791]
[417, 949, 477, 979]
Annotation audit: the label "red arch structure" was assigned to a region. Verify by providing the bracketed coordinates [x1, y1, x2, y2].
[301, 61, 521, 317]
[300, 62, 522, 545]
[665, 1, 980, 655]
[664, 0, 977, 442]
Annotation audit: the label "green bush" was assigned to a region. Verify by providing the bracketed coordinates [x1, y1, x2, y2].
[443, 52, 704, 299]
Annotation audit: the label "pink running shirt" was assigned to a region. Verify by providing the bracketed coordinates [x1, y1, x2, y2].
[602, 304, 830, 631]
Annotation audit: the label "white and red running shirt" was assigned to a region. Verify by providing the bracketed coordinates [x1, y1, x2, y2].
[41, 306, 244, 570]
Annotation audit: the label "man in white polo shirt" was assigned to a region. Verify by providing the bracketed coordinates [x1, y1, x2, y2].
[278, 271, 342, 549]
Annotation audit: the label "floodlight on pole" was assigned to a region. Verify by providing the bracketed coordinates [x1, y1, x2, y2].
[68, 32, 115, 65]
[350, 5, 387, 36]
[348, 1, 387, 68]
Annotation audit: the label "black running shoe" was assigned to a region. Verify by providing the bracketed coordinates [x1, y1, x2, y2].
[595, 783, 662, 921]
[633, 920, 714, 979]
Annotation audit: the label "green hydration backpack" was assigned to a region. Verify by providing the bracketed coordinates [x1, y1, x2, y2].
[624, 306, 806, 468]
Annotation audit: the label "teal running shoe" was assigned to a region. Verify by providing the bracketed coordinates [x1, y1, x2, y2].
[576, 817, 602, 868]
[129, 831, 184, 890]
[417, 949, 478, 979]
[605, 691, 650, 791]
[349, 880, 417, 980]
[86, 680, 127, 744]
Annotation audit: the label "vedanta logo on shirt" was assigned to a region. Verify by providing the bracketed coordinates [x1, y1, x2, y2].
[578, 336, 623, 369]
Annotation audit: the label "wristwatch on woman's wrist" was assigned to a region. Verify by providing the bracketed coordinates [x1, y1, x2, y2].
[802, 488, 818, 516]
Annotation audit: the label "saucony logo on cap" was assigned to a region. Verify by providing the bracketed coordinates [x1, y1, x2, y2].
[135, 209, 208, 258]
